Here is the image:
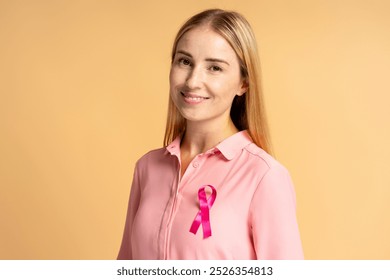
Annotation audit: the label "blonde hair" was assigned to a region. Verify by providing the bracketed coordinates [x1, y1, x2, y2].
[164, 9, 272, 154]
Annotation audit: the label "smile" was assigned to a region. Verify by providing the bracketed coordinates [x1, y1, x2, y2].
[181, 92, 209, 104]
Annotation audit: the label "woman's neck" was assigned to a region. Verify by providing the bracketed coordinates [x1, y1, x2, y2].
[181, 119, 239, 157]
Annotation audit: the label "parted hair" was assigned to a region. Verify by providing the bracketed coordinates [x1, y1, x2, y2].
[164, 9, 272, 154]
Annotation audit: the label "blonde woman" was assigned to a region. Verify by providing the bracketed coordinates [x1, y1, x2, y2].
[118, 9, 303, 260]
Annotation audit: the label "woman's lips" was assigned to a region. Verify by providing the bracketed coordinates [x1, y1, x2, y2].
[181, 92, 209, 104]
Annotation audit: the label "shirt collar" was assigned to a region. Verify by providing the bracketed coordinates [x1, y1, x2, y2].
[165, 130, 253, 160]
[165, 136, 182, 158]
[215, 130, 253, 160]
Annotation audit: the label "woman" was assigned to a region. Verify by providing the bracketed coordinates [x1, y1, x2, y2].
[118, 9, 303, 260]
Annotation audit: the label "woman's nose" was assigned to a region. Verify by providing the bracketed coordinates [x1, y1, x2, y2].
[185, 66, 203, 89]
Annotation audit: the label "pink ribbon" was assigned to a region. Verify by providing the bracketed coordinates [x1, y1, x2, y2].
[189, 185, 217, 239]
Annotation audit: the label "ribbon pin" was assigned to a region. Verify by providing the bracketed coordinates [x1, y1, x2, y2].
[189, 185, 217, 239]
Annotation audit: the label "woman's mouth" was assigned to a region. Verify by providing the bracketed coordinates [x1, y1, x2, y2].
[181, 92, 209, 104]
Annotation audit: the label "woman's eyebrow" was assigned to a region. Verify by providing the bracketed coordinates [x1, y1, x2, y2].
[177, 50, 192, 57]
[176, 50, 230, 66]
[205, 58, 230, 66]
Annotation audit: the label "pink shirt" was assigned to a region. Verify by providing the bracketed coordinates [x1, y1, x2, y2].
[117, 131, 304, 259]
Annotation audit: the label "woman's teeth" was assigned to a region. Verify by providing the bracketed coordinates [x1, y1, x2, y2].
[181, 92, 208, 101]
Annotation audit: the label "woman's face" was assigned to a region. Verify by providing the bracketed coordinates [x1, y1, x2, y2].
[169, 26, 247, 126]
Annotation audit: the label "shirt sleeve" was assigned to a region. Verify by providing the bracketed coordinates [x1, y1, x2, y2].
[117, 163, 141, 260]
[250, 164, 304, 259]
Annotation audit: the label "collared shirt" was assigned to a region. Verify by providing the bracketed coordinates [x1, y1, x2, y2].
[117, 130, 304, 259]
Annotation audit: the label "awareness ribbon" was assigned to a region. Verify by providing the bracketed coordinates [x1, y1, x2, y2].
[189, 185, 217, 239]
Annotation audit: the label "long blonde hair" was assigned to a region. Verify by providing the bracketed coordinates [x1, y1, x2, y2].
[164, 9, 272, 154]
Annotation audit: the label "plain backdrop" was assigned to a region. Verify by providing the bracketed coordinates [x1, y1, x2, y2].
[1, 0, 389, 259]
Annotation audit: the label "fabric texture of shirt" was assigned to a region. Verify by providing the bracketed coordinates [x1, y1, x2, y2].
[117, 130, 304, 260]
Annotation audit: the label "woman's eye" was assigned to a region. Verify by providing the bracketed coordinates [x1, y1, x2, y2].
[178, 58, 191, 66]
[210, 65, 222, 72]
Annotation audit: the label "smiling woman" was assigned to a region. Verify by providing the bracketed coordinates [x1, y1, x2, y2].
[169, 26, 246, 135]
[117, 9, 304, 260]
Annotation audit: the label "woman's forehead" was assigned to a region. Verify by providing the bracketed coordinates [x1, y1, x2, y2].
[176, 27, 237, 61]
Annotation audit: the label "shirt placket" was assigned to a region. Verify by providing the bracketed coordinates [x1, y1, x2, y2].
[162, 153, 206, 259]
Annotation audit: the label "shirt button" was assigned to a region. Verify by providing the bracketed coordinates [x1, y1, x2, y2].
[192, 161, 199, 168]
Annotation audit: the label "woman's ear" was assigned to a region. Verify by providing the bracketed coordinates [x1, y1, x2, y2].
[238, 79, 249, 96]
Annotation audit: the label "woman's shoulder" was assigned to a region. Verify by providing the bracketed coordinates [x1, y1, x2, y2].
[134, 146, 171, 168]
[243, 144, 295, 197]
[243, 143, 290, 176]
[137, 146, 166, 161]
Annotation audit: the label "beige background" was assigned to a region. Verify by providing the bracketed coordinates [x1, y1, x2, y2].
[1, 0, 389, 259]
